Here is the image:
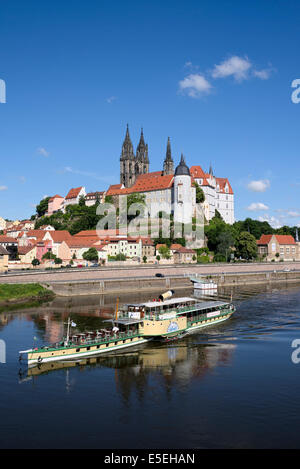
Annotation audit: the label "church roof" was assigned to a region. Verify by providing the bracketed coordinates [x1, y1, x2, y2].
[107, 171, 174, 195]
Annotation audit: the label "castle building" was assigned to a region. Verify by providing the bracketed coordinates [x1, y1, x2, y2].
[107, 125, 235, 225]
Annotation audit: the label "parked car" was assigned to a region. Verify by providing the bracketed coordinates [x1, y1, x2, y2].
[90, 263, 99, 267]
[77, 264, 83, 268]
[283, 268, 290, 272]
[155, 273, 164, 278]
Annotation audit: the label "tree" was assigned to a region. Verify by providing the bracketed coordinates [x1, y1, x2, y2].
[42, 251, 56, 260]
[54, 257, 63, 265]
[32, 258, 40, 267]
[235, 231, 258, 260]
[143, 255, 147, 263]
[105, 195, 113, 204]
[216, 231, 235, 261]
[83, 248, 99, 263]
[158, 245, 171, 259]
[115, 253, 126, 261]
[78, 195, 86, 206]
[193, 182, 205, 203]
[36, 197, 50, 217]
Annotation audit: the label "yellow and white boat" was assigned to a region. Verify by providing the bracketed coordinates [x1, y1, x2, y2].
[19, 291, 235, 367]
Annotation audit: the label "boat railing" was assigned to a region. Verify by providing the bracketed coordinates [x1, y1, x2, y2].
[69, 330, 139, 347]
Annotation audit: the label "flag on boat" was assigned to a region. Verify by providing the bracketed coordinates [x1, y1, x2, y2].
[71, 321, 77, 327]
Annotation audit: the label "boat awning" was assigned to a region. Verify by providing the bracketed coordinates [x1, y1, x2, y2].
[128, 297, 197, 309]
[193, 301, 230, 311]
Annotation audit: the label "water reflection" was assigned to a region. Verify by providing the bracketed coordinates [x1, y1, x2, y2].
[19, 341, 236, 401]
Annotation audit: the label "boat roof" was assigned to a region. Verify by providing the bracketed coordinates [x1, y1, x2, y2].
[126, 297, 197, 309]
[194, 301, 230, 310]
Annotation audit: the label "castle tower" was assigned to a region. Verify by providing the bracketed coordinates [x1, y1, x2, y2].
[163, 137, 174, 175]
[135, 128, 149, 179]
[120, 124, 135, 188]
[173, 154, 192, 224]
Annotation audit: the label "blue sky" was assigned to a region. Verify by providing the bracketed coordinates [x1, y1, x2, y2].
[0, 0, 300, 226]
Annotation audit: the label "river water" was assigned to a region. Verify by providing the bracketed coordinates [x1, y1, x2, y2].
[0, 282, 300, 449]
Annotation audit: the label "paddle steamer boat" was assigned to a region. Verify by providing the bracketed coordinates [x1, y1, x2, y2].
[19, 292, 235, 367]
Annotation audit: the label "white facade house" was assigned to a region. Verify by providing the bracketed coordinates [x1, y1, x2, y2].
[190, 166, 234, 224]
[63, 187, 86, 210]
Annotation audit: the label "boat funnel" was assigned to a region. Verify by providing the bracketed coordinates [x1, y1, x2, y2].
[159, 290, 175, 301]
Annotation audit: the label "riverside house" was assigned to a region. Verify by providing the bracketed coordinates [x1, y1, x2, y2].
[257, 234, 299, 262]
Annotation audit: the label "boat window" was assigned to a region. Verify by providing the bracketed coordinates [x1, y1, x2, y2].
[76, 348, 80, 352]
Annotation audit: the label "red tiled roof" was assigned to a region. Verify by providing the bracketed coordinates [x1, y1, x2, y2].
[190, 166, 209, 185]
[26, 230, 47, 240]
[65, 237, 99, 248]
[257, 234, 296, 245]
[86, 192, 104, 198]
[216, 177, 234, 195]
[170, 243, 183, 250]
[49, 195, 64, 202]
[18, 246, 35, 255]
[142, 238, 154, 246]
[106, 172, 174, 196]
[275, 235, 296, 245]
[174, 247, 196, 254]
[0, 235, 18, 243]
[48, 231, 72, 243]
[65, 187, 83, 200]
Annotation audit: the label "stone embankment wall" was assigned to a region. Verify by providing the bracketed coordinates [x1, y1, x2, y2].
[44, 271, 300, 297]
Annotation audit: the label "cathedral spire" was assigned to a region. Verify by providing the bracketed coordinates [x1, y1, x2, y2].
[135, 127, 149, 176]
[120, 124, 135, 188]
[163, 137, 174, 175]
[120, 124, 135, 161]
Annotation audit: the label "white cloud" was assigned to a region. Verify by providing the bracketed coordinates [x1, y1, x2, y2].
[212, 56, 252, 82]
[19, 176, 26, 183]
[106, 96, 117, 104]
[286, 211, 300, 218]
[247, 179, 270, 192]
[247, 202, 269, 211]
[37, 147, 50, 157]
[61, 166, 114, 183]
[252, 68, 272, 80]
[258, 215, 282, 229]
[0, 185, 8, 191]
[179, 73, 212, 98]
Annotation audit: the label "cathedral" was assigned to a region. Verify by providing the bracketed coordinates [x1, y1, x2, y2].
[120, 125, 174, 188]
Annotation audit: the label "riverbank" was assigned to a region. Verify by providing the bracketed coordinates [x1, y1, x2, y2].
[0, 283, 55, 306]
[43, 270, 300, 296]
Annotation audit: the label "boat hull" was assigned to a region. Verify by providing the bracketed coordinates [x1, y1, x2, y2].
[27, 337, 149, 367]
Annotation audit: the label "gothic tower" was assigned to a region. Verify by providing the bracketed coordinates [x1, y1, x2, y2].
[163, 137, 174, 175]
[135, 128, 149, 180]
[120, 124, 135, 188]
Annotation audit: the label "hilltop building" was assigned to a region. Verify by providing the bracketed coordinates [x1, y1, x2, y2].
[107, 126, 234, 225]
